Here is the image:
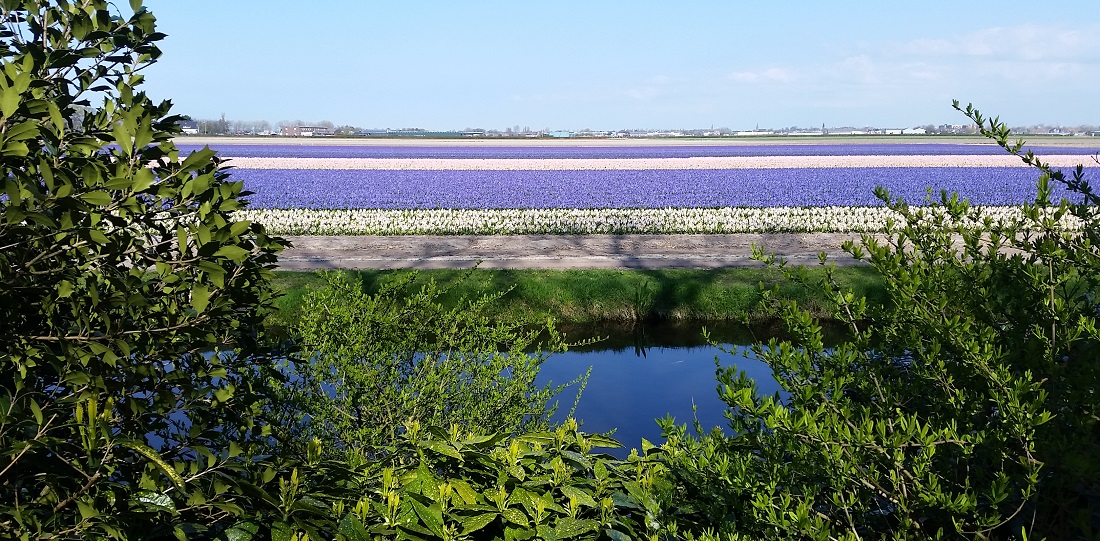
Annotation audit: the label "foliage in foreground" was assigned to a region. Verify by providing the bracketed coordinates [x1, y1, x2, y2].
[141, 419, 672, 541]
[660, 105, 1100, 540]
[263, 270, 589, 460]
[311, 420, 672, 541]
[0, 6, 664, 541]
[0, 1, 294, 538]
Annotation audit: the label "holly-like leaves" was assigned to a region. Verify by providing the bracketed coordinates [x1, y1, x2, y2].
[0, 2, 287, 539]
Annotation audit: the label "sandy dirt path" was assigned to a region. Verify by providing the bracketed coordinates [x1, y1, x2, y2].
[277, 233, 885, 270]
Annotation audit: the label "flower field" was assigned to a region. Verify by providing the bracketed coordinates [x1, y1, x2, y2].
[193, 141, 1099, 235]
[233, 167, 1060, 210]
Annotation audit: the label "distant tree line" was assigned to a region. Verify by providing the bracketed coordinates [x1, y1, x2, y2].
[186, 116, 363, 136]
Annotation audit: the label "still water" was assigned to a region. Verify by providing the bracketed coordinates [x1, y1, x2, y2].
[534, 321, 784, 457]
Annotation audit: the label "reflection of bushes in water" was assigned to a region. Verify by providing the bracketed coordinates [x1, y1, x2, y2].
[551, 318, 852, 355]
[265, 270, 588, 460]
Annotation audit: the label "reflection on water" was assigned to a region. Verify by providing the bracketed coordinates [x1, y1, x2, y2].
[535, 320, 784, 458]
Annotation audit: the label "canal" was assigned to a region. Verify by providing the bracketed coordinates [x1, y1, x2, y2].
[535, 321, 787, 456]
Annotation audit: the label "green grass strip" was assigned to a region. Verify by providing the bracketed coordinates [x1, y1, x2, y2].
[270, 267, 887, 327]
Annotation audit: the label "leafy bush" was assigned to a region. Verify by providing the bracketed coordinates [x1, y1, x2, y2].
[323, 419, 671, 541]
[263, 270, 589, 460]
[122, 419, 672, 541]
[0, 1, 292, 538]
[659, 105, 1100, 540]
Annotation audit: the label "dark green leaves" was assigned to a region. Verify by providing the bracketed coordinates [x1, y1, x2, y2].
[190, 284, 210, 313]
[118, 440, 185, 489]
[1, 2, 288, 539]
[323, 419, 665, 541]
[79, 190, 112, 206]
[220, 521, 260, 541]
[0, 86, 20, 118]
[213, 244, 250, 262]
[130, 491, 177, 515]
[132, 168, 154, 192]
[0, 60, 32, 119]
[552, 517, 599, 538]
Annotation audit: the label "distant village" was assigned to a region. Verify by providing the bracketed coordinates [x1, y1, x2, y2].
[179, 118, 1100, 139]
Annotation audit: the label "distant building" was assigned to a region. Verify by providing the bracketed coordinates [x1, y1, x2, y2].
[179, 120, 199, 135]
[281, 125, 334, 137]
[387, 129, 462, 137]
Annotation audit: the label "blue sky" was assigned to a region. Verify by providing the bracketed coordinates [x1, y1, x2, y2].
[141, 1, 1098, 131]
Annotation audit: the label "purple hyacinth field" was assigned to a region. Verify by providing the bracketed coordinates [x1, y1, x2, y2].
[215, 140, 1097, 234]
[236, 167, 1074, 210]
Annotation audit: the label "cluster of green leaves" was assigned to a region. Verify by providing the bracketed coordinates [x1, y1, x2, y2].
[170, 418, 697, 541]
[658, 104, 1100, 540]
[0, 1, 290, 538]
[263, 271, 590, 460]
[324, 419, 673, 541]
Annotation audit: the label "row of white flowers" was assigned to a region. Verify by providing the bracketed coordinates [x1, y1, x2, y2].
[236, 206, 1075, 236]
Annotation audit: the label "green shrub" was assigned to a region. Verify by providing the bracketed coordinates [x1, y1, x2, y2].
[0, 1, 291, 538]
[660, 104, 1100, 540]
[263, 270, 589, 460]
[145, 419, 673, 541]
[324, 419, 671, 541]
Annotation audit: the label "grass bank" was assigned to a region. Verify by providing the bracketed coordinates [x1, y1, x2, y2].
[271, 266, 888, 327]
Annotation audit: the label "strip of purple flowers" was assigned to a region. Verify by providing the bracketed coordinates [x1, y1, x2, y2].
[234, 167, 1084, 210]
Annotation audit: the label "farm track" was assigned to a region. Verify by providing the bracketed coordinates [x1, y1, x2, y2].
[277, 233, 885, 270]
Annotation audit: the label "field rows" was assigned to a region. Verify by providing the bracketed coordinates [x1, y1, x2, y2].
[200, 142, 1099, 235]
[236, 167, 1078, 210]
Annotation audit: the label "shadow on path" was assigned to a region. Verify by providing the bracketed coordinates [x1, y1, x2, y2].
[276, 234, 874, 271]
